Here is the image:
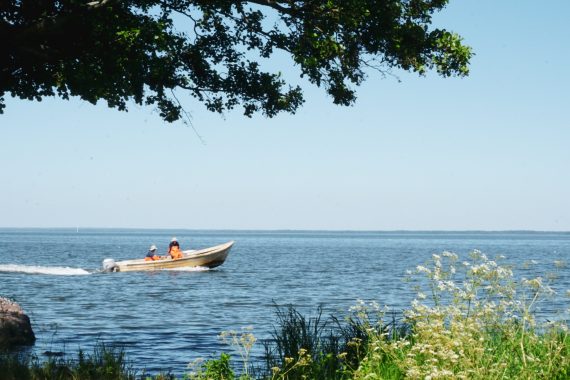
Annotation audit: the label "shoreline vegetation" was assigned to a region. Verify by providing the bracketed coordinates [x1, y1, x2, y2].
[2, 252, 569, 379]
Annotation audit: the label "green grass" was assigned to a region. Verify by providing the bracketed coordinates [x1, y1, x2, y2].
[0, 344, 172, 380]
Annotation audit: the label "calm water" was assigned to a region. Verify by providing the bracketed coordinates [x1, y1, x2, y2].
[1, 229, 569, 375]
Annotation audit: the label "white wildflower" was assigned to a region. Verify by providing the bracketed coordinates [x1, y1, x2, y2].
[442, 251, 458, 260]
[416, 265, 431, 274]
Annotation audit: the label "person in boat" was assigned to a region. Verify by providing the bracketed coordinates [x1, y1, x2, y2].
[168, 237, 184, 259]
[144, 244, 160, 261]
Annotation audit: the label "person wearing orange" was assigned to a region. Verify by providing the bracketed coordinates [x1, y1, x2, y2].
[168, 237, 184, 259]
[144, 244, 160, 261]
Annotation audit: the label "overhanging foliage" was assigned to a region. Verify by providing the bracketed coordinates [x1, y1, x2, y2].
[0, 0, 472, 121]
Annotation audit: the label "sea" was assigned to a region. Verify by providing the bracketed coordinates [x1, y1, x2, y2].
[0, 229, 569, 375]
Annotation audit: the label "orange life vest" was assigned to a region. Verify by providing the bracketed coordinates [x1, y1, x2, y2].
[144, 255, 160, 261]
[169, 246, 183, 259]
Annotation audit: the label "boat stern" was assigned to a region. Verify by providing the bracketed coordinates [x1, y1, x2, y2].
[102, 258, 118, 272]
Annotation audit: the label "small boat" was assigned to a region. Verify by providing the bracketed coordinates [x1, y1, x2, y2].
[102, 241, 234, 272]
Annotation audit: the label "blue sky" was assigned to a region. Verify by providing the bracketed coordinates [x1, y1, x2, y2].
[1, 0, 569, 230]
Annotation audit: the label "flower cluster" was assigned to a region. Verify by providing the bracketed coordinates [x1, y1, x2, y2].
[219, 326, 257, 377]
[355, 250, 568, 380]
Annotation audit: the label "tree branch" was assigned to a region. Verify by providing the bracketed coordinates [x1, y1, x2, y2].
[245, 0, 295, 16]
[86, 0, 115, 10]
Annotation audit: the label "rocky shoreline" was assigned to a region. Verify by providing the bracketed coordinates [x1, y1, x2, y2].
[0, 297, 35, 348]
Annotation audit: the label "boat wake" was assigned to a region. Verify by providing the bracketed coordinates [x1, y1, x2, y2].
[0, 264, 91, 276]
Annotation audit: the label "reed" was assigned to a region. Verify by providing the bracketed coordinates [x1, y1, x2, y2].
[253, 303, 407, 380]
[0, 344, 172, 380]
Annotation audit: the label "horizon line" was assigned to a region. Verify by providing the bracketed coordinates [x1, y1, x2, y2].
[0, 227, 569, 234]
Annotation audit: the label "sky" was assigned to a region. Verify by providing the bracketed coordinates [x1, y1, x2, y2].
[1, 0, 569, 231]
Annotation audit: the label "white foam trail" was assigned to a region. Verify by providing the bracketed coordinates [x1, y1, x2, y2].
[0, 264, 91, 276]
[164, 266, 210, 272]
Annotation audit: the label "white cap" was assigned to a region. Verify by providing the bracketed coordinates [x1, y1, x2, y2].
[149, 244, 157, 251]
[170, 237, 178, 242]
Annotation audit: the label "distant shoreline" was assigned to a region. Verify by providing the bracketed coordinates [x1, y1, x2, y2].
[0, 227, 568, 234]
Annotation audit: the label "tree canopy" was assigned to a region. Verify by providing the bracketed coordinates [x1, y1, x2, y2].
[0, 0, 472, 121]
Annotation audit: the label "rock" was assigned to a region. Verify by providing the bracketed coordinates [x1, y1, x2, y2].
[0, 297, 36, 348]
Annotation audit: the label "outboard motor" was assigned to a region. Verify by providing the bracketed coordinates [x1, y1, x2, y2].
[102, 258, 118, 272]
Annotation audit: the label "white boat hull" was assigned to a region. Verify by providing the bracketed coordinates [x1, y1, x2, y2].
[105, 241, 234, 272]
